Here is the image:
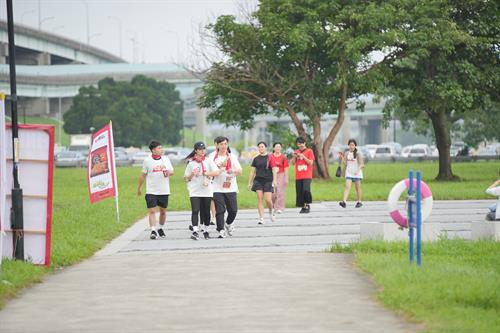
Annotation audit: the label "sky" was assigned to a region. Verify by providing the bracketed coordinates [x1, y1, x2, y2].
[0, 0, 258, 64]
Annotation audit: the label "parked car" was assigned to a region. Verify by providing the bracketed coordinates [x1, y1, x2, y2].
[164, 147, 191, 165]
[408, 147, 429, 158]
[364, 144, 379, 159]
[476, 146, 498, 156]
[240, 146, 259, 163]
[132, 151, 150, 166]
[401, 145, 413, 158]
[114, 150, 133, 167]
[55, 151, 87, 167]
[373, 145, 398, 159]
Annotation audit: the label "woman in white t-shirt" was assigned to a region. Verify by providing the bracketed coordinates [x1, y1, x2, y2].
[339, 139, 364, 208]
[486, 179, 500, 221]
[184, 142, 220, 240]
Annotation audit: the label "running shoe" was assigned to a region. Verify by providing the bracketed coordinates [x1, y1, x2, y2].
[157, 228, 166, 238]
[191, 232, 199, 240]
[210, 217, 216, 226]
[355, 202, 363, 208]
[150, 230, 158, 240]
[339, 201, 346, 208]
[218, 230, 226, 239]
[203, 231, 210, 239]
[225, 223, 234, 236]
[257, 218, 264, 225]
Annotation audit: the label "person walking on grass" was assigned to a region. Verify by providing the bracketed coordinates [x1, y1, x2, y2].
[269, 142, 289, 214]
[248, 142, 278, 224]
[212, 136, 242, 238]
[184, 142, 221, 240]
[137, 140, 174, 240]
[292, 137, 315, 214]
[339, 139, 364, 209]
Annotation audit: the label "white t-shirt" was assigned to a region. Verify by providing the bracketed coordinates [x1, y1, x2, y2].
[211, 153, 242, 193]
[184, 158, 218, 197]
[345, 151, 363, 179]
[142, 155, 174, 195]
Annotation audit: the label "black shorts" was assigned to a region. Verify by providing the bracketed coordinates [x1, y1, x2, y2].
[252, 179, 274, 193]
[145, 194, 169, 209]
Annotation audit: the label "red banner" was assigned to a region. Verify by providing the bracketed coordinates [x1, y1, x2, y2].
[87, 124, 117, 204]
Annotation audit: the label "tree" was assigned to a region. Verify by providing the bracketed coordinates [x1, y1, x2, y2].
[382, 0, 499, 180]
[198, 0, 404, 178]
[459, 103, 500, 147]
[64, 75, 183, 147]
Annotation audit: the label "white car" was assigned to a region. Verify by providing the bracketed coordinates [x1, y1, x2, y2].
[364, 144, 378, 159]
[401, 145, 412, 158]
[373, 145, 398, 159]
[408, 147, 429, 158]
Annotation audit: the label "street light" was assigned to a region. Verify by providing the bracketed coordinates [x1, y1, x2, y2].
[80, 0, 90, 44]
[21, 9, 35, 25]
[89, 33, 102, 43]
[39, 16, 54, 30]
[108, 16, 123, 58]
[165, 29, 180, 62]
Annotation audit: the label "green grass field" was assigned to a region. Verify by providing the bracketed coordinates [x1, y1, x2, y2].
[0, 161, 499, 310]
[330, 239, 500, 333]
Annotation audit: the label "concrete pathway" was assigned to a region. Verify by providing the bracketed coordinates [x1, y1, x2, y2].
[0, 200, 492, 332]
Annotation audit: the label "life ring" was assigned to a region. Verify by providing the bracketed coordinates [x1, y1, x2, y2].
[388, 179, 433, 228]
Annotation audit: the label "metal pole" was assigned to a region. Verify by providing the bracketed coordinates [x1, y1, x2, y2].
[58, 97, 62, 146]
[7, 0, 24, 261]
[416, 171, 422, 266]
[408, 170, 414, 264]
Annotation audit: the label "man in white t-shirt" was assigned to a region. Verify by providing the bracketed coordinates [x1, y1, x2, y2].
[137, 141, 174, 239]
[211, 137, 242, 238]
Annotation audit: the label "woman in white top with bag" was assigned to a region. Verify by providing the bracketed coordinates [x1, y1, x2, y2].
[184, 142, 220, 240]
[339, 139, 364, 208]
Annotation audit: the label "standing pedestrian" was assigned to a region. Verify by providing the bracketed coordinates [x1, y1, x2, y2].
[212, 136, 242, 238]
[247, 142, 278, 224]
[292, 137, 315, 213]
[137, 140, 174, 240]
[184, 142, 220, 240]
[339, 139, 364, 208]
[208, 136, 223, 226]
[270, 142, 289, 214]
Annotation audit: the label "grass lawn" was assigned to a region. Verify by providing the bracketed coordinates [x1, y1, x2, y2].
[330, 239, 500, 333]
[0, 161, 499, 309]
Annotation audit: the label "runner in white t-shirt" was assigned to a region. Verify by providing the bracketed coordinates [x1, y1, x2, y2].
[137, 141, 174, 240]
[184, 142, 220, 240]
[212, 136, 242, 238]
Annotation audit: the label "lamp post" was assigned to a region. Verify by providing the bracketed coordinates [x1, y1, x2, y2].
[165, 30, 180, 62]
[7, 0, 24, 261]
[39, 16, 54, 30]
[20, 9, 35, 25]
[108, 16, 122, 58]
[80, 0, 90, 44]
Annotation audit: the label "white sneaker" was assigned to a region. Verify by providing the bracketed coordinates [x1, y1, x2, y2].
[218, 230, 226, 238]
[258, 218, 264, 225]
[276, 210, 283, 214]
[270, 213, 276, 222]
[225, 223, 234, 236]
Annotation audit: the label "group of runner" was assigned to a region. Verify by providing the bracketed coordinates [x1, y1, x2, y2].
[137, 137, 364, 240]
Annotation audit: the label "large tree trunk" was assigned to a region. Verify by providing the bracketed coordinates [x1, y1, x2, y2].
[429, 109, 459, 181]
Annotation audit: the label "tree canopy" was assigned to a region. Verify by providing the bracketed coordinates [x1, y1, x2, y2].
[63, 75, 183, 147]
[382, 0, 499, 180]
[199, 0, 405, 178]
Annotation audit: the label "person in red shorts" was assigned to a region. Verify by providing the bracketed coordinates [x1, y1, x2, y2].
[291, 137, 315, 213]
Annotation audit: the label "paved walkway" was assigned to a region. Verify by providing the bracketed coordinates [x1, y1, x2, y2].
[0, 200, 492, 332]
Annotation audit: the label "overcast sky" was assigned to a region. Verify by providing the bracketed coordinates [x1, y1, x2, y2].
[0, 0, 258, 64]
